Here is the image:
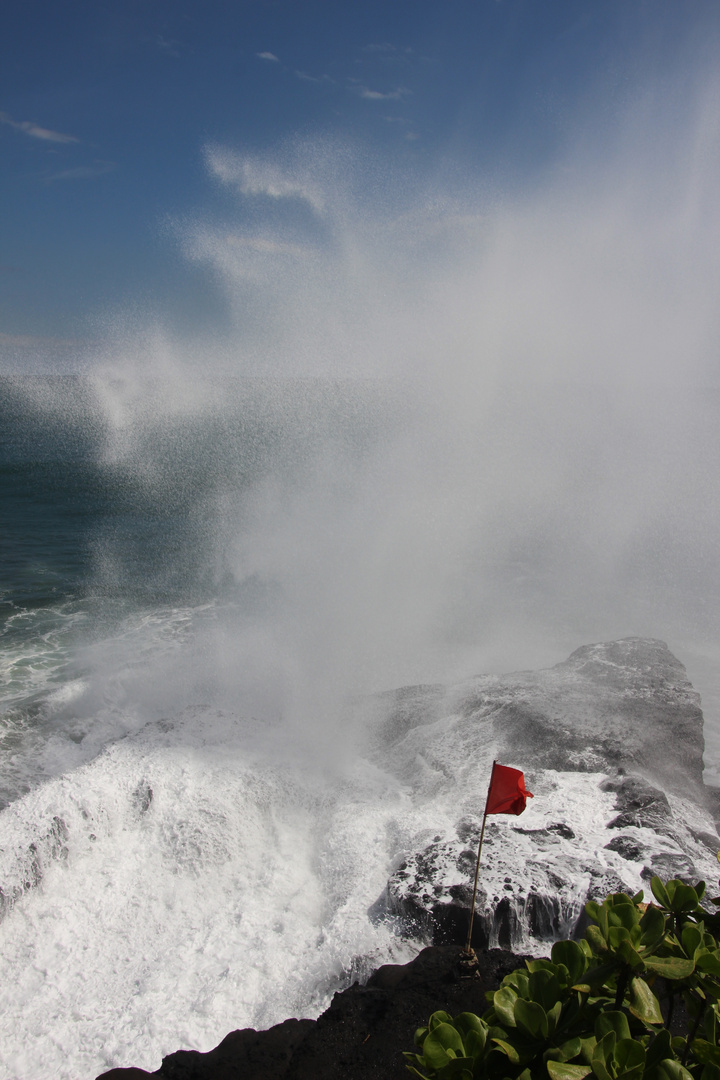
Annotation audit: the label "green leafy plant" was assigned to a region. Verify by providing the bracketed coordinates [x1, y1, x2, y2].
[404, 877, 720, 1080]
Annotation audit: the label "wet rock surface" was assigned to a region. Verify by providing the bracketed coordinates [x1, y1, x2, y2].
[378, 639, 719, 951]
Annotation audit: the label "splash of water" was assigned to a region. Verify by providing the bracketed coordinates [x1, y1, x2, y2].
[1, 60, 720, 1080]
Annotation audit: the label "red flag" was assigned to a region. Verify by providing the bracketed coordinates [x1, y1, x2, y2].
[486, 763, 533, 816]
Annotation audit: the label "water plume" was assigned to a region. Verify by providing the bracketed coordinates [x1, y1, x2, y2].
[74, 73, 719, 742]
[2, 53, 720, 1080]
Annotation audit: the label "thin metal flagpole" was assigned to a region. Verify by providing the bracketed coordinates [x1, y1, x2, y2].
[463, 759, 496, 956]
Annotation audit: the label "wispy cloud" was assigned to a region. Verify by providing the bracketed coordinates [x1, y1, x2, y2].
[157, 35, 182, 57]
[0, 111, 79, 144]
[205, 145, 326, 213]
[362, 42, 396, 54]
[257, 51, 280, 62]
[44, 160, 115, 182]
[359, 86, 411, 101]
[295, 70, 335, 85]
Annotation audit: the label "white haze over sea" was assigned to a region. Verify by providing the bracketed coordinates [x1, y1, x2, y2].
[1, 64, 720, 1079]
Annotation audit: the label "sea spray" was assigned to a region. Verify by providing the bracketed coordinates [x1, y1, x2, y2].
[1, 65, 720, 1079]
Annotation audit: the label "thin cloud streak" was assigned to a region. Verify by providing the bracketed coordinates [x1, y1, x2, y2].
[257, 52, 280, 62]
[44, 161, 116, 182]
[359, 86, 410, 101]
[0, 111, 79, 144]
[295, 71, 335, 85]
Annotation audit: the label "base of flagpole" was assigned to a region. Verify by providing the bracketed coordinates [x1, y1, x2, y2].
[456, 947, 480, 979]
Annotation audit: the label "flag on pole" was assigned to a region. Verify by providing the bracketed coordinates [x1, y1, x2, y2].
[485, 762, 533, 816]
[462, 761, 534, 959]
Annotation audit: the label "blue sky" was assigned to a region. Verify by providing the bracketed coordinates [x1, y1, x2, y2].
[1, 0, 719, 346]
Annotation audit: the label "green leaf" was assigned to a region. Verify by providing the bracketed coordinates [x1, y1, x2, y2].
[614, 1038, 646, 1069]
[591, 1032, 617, 1080]
[553, 940, 589, 985]
[428, 1011, 455, 1030]
[656, 1060, 695, 1080]
[645, 1029, 673, 1069]
[682, 924, 703, 959]
[628, 976, 664, 1025]
[547, 1000, 563, 1036]
[578, 1032, 604, 1067]
[587, 926, 610, 955]
[703, 1006, 718, 1043]
[515, 998, 549, 1041]
[701, 1064, 720, 1080]
[613, 936, 644, 969]
[696, 952, 720, 978]
[504, 970, 531, 996]
[462, 1029, 486, 1061]
[492, 987, 518, 1028]
[698, 975, 720, 1001]
[667, 882, 700, 913]
[644, 955, 695, 979]
[580, 1037, 598, 1065]
[453, 1013, 487, 1043]
[435, 1057, 474, 1079]
[582, 961, 618, 989]
[403, 1059, 432, 1080]
[586, 900, 608, 929]
[422, 1023, 466, 1070]
[547, 1063, 593, 1080]
[530, 969, 563, 1012]
[491, 1037, 521, 1064]
[608, 902, 642, 933]
[556, 1037, 584, 1062]
[607, 892, 634, 906]
[640, 905, 667, 949]
[527, 959, 559, 974]
[595, 1012, 631, 1043]
[651, 878, 671, 909]
[607, 926, 631, 948]
[691, 1040, 720, 1068]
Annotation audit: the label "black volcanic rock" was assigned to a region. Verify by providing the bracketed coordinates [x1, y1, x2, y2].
[96, 946, 531, 1080]
[95, 944, 693, 1080]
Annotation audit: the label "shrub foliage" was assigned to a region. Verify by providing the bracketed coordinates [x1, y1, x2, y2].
[405, 877, 720, 1080]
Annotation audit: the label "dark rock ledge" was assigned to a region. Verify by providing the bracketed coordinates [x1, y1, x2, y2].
[96, 946, 531, 1080]
[96, 943, 692, 1080]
